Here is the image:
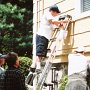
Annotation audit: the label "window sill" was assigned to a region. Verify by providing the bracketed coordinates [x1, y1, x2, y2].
[74, 11, 90, 21]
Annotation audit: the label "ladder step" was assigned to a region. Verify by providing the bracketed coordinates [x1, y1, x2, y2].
[47, 49, 51, 53]
[44, 83, 53, 87]
[51, 67, 57, 69]
[50, 38, 56, 41]
[52, 81, 58, 84]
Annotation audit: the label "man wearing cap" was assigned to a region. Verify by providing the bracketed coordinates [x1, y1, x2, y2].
[0, 54, 5, 74]
[30, 5, 68, 73]
[65, 46, 88, 90]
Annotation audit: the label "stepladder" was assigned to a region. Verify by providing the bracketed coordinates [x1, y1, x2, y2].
[35, 15, 72, 90]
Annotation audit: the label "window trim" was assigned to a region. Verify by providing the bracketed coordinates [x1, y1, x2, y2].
[74, 0, 90, 20]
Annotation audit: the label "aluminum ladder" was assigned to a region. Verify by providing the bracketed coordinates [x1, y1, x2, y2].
[36, 15, 72, 90]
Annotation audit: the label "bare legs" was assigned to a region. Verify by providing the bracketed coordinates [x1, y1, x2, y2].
[36, 56, 42, 69]
[31, 56, 42, 70]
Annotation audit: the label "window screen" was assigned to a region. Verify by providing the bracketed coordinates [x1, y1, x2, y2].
[82, 0, 90, 12]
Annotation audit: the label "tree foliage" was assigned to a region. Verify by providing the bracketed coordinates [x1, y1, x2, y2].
[0, 0, 33, 57]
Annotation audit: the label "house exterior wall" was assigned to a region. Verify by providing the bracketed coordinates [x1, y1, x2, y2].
[33, 0, 90, 63]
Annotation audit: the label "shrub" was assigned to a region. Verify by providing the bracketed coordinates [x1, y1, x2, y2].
[19, 56, 32, 76]
[58, 75, 68, 90]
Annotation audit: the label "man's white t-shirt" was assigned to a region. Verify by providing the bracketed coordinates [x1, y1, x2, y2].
[68, 53, 87, 76]
[37, 13, 58, 40]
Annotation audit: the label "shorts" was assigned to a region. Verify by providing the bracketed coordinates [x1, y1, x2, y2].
[36, 34, 49, 57]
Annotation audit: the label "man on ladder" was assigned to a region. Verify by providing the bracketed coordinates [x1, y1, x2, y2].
[36, 14, 72, 90]
[25, 5, 73, 89]
[30, 5, 69, 73]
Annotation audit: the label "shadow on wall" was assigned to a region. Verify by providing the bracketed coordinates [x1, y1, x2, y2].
[62, 20, 75, 54]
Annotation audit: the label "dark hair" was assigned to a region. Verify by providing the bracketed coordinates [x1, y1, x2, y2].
[49, 5, 60, 13]
[5, 52, 18, 67]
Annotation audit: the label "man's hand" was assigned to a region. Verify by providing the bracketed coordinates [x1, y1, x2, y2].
[62, 20, 75, 23]
[48, 19, 53, 24]
[48, 19, 75, 26]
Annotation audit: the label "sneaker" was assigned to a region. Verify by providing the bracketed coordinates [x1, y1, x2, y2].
[35, 69, 42, 74]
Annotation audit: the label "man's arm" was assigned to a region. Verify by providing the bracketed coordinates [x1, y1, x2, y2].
[49, 19, 74, 26]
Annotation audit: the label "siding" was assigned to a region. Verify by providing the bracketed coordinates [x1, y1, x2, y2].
[33, 0, 90, 63]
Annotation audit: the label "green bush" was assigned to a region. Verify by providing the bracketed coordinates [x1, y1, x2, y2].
[19, 56, 32, 76]
[58, 75, 68, 90]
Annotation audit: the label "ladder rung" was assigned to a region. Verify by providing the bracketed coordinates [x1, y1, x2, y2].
[51, 67, 57, 69]
[50, 38, 56, 41]
[51, 66, 61, 70]
[52, 81, 58, 84]
[47, 49, 51, 51]
[44, 83, 53, 87]
[54, 28, 60, 30]
[47, 49, 51, 53]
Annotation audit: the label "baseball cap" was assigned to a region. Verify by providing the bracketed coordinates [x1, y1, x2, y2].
[0, 53, 6, 59]
[75, 46, 85, 52]
[49, 5, 60, 13]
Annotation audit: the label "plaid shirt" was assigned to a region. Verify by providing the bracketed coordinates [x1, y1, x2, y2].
[3, 67, 27, 90]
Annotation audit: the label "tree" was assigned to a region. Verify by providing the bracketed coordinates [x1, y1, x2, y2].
[1, 0, 33, 11]
[0, 0, 33, 58]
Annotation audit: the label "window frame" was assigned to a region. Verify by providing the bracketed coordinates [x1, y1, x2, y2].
[75, 0, 90, 20]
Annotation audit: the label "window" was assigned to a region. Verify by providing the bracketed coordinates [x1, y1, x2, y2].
[75, 0, 90, 20]
[37, 0, 44, 31]
[81, 0, 90, 12]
